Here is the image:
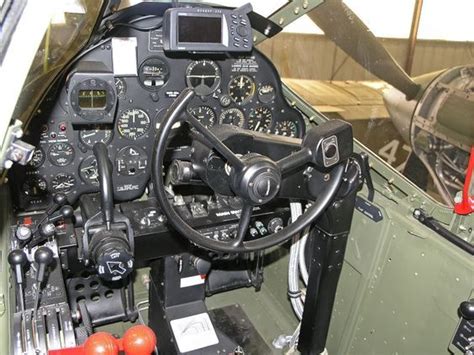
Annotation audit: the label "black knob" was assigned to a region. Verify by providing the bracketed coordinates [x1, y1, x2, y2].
[48, 205, 74, 223]
[459, 300, 474, 320]
[39, 223, 56, 238]
[8, 249, 28, 285]
[60, 205, 74, 218]
[34, 246, 54, 283]
[90, 230, 134, 282]
[53, 193, 68, 206]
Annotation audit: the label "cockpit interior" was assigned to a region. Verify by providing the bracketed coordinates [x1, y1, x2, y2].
[1, 1, 472, 355]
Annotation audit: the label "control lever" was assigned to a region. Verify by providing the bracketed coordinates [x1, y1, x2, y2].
[27, 205, 74, 249]
[93, 142, 114, 230]
[8, 249, 28, 313]
[32, 193, 68, 233]
[33, 246, 54, 313]
[8, 249, 29, 352]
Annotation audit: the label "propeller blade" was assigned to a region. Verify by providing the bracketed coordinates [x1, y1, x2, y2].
[308, 0, 421, 100]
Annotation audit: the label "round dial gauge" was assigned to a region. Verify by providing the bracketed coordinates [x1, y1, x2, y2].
[185, 60, 221, 96]
[189, 106, 216, 128]
[248, 107, 273, 132]
[275, 121, 298, 138]
[219, 108, 245, 127]
[23, 176, 48, 197]
[258, 84, 276, 104]
[139, 57, 170, 90]
[115, 78, 127, 98]
[48, 142, 75, 167]
[229, 75, 255, 105]
[79, 127, 113, 149]
[116, 146, 148, 176]
[28, 148, 45, 168]
[51, 173, 76, 193]
[118, 108, 151, 140]
[79, 156, 99, 185]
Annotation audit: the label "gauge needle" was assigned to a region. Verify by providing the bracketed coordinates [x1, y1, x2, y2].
[239, 76, 244, 88]
[81, 132, 96, 138]
[255, 121, 261, 131]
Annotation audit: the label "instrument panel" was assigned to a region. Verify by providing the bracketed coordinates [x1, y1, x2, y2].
[12, 25, 306, 210]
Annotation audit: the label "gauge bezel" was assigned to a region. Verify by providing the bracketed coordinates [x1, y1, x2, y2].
[228, 75, 256, 105]
[51, 173, 76, 193]
[138, 57, 170, 91]
[48, 142, 75, 167]
[79, 127, 113, 149]
[189, 105, 217, 128]
[69, 78, 117, 122]
[28, 148, 45, 169]
[117, 108, 151, 140]
[247, 106, 273, 132]
[185, 60, 221, 96]
[219, 108, 245, 127]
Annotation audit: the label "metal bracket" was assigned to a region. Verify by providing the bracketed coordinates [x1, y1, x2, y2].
[0, 119, 35, 172]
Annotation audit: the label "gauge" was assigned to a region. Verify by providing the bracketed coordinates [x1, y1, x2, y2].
[258, 84, 276, 104]
[79, 126, 113, 149]
[117, 108, 151, 140]
[228, 75, 255, 105]
[275, 121, 298, 138]
[219, 108, 245, 127]
[116, 146, 148, 176]
[185, 60, 221, 96]
[248, 107, 273, 132]
[48, 142, 75, 167]
[23, 176, 48, 197]
[139, 57, 170, 90]
[28, 148, 45, 168]
[79, 156, 99, 185]
[115, 78, 127, 98]
[189, 106, 216, 128]
[51, 173, 76, 193]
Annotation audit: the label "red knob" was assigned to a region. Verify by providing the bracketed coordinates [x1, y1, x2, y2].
[122, 325, 157, 355]
[83, 332, 119, 355]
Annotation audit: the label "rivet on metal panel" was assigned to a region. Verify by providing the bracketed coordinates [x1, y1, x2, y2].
[303, 1, 309, 9]
[279, 17, 285, 25]
[294, 7, 300, 15]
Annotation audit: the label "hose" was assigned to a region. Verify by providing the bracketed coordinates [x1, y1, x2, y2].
[288, 202, 304, 320]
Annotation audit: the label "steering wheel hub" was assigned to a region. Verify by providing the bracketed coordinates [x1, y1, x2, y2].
[231, 153, 281, 205]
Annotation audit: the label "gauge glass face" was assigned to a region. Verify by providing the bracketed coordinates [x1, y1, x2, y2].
[228, 75, 255, 105]
[185, 60, 221, 96]
[79, 127, 113, 148]
[28, 148, 45, 168]
[248, 107, 273, 132]
[48, 142, 75, 167]
[51, 173, 76, 193]
[219, 108, 245, 127]
[189, 106, 216, 128]
[139, 57, 170, 90]
[23, 176, 48, 197]
[115, 78, 127, 98]
[118, 108, 151, 140]
[258, 84, 276, 104]
[275, 120, 298, 138]
[79, 156, 99, 185]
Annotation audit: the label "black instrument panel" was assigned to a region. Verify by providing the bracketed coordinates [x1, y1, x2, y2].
[12, 26, 306, 210]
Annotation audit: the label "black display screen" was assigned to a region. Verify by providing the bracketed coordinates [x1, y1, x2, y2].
[178, 16, 222, 43]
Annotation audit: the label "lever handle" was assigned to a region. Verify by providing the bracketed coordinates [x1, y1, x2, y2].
[34, 246, 54, 284]
[459, 300, 474, 320]
[93, 143, 114, 229]
[8, 249, 28, 285]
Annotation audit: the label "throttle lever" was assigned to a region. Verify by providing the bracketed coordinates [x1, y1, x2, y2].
[93, 142, 115, 230]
